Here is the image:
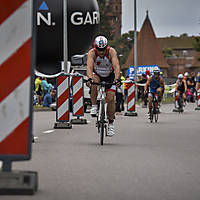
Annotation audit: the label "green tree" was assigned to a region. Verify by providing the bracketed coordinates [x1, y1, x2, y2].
[109, 31, 135, 66]
[162, 48, 173, 58]
[194, 37, 200, 61]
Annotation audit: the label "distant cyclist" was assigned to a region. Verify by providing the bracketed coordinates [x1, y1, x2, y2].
[196, 72, 200, 91]
[144, 69, 165, 115]
[175, 74, 187, 106]
[86, 36, 121, 137]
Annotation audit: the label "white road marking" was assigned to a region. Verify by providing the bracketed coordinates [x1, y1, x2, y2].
[43, 130, 55, 134]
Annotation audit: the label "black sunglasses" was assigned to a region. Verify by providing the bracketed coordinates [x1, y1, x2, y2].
[96, 47, 107, 52]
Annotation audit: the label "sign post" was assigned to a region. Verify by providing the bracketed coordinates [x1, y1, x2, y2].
[0, 0, 38, 195]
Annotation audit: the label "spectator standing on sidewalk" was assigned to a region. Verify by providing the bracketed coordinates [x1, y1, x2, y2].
[116, 72, 125, 114]
[41, 77, 50, 96]
[34, 76, 42, 105]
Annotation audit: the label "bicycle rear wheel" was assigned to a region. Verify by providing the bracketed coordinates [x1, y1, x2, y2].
[100, 101, 105, 145]
[149, 108, 153, 123]
[155, 111, 158, 122]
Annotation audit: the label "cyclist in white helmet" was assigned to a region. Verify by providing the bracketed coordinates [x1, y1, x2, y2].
[175, 73, 187, 104]
[87, 35, 121, 137]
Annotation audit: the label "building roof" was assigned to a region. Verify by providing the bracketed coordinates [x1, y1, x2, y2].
[124, 11, 169, 70]
[158, 36, 200, 50]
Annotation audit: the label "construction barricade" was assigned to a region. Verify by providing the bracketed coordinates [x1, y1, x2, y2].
[71, 75, 87, 124]
[124, 81, 138, 116]
[195, 86, 200, 110]
[0, 0, 38, 195]
[54, 74, 72, 129]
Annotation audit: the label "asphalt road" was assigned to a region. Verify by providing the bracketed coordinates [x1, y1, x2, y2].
[2, 103, 200, 200]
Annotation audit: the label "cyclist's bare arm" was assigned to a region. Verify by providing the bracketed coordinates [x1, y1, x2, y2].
[160, 77, 165, 91]
[144, 76, 152, 92]
[109, 48, 120, 80]
[183, 79, 187, 92]
[87, 49, 95, 79]
[175, 80, 179, 91]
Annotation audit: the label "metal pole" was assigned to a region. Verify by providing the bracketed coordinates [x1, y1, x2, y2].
[134, 0, 138, 101]
[63, 0, 68, 73]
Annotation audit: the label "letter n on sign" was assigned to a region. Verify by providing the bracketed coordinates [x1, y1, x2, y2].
[0, 0, 34, 161]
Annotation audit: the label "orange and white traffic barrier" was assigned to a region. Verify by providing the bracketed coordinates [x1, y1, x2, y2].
[0, 0, 32, 158]
[54, 74, 72, 128]
[124, 82, 138, 116]
[71, 75, 87, 124]
[195, 86, 200, 110]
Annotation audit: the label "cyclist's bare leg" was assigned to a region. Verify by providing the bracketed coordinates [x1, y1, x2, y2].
[182, 93, 186, 102]
[156, 87, 162, 103]
[106, 91, 115, 122]
[90, 74, 100, 105]
[148, 95, 152, 112]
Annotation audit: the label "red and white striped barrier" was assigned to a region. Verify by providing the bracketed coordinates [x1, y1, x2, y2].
[0, 0, 32, 157]
[124, 82, 137, 116]
[72, 76, 84, 116]
[71, 75, 87, 124]
[56, 75, 70, 122]
[127, 83, 136, 112]
[195, 86, 200, 110]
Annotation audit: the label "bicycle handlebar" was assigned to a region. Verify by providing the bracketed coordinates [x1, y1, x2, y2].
[91, 81, 116, 86]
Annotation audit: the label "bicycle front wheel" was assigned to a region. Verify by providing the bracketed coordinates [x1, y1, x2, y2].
[100, 101, 105, 145]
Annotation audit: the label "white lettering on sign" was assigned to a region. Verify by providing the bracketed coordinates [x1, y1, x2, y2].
[71, 11, 100, 25]
[37, 12, 56, 26]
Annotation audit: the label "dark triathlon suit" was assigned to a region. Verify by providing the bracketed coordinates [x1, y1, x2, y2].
[93, 46, 116, 92]
[177, 80, 185, 94]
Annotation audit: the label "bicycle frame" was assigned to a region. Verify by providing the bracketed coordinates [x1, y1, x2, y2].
[149, 92, 159, 123]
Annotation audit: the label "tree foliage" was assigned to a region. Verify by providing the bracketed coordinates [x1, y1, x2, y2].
[194, 37, 200, 61]
[162, 48, 173, 58]
[109, 31, 135, 66]
[97, 0, 113, 40]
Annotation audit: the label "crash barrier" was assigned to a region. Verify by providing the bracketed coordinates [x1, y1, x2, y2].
[71, 75, 87, 124]
[0, 0, 38, 195]
[195, 86, 200, 110]
[54, 74, 72, 129]
[124, 81, 138, 116]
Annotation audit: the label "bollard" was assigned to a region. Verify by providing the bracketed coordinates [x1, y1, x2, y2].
[124, 82, 138, 116]
[54, 74, 72, 129]
[195, 86, 200, 110]
[71, 75, 87, 124]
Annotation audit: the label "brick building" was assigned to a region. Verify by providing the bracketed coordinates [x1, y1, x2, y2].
[123, 11, 170, 77]
[123, 11, 200, 77]
[107, 0, 122, 39]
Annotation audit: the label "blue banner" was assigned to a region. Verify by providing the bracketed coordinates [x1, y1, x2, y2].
[127, 65, 160, 78]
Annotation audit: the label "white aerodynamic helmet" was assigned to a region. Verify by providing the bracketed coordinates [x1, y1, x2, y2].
[94, 36, 108, 50]
[178, 74, 183, 79]
[184, 72, 189, 76]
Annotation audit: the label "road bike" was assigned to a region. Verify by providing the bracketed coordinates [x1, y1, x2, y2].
[149, 92, 159, 123]
[92, 81, 114, 145]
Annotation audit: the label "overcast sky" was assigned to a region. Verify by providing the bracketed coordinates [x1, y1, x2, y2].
[122, 0, 200, 37]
